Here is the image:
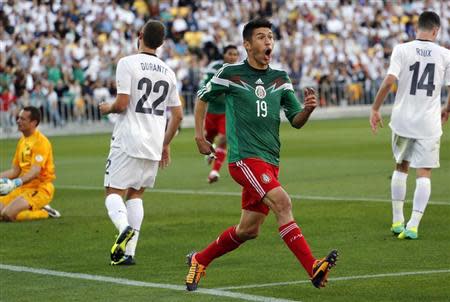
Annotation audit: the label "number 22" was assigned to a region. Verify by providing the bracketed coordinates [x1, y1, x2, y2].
[135, 78, 169, 115]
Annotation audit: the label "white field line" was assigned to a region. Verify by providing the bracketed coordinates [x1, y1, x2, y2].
[0, 264, 299, 302]
[58, 184, 450, 205]
[215, 269, 450, 290]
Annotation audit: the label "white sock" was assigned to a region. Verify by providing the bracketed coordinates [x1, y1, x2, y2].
[105, 193, 129, 233]
[125, 198, 144, 257]
[391, 170, 408, 223]
[407, 177, 431, 229]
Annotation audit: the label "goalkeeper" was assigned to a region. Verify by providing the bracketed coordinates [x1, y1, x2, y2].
[0, 106, 60, 221]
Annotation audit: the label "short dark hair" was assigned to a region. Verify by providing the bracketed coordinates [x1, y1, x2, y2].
[242, 18, 272, 42]
[223, 44, 238, 54]
[142, 20, 166, 49]
[23, 106, 41, 126]
[418, 11, 440, 31]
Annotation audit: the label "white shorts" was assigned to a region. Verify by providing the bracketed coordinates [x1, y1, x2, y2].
[104, 147, 159, 190]
[391, 133, 440, 168]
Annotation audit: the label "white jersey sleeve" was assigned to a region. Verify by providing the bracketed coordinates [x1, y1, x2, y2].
[116, 59, 132, 95]
[445, 58, 450, 86]
[111, 53, 182, 160]
[388, 40, 450, 139]
[166, 72, 181, 107]
[387, 45, 402, 79]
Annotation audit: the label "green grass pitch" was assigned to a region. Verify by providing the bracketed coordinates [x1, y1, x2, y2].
[0, 118, 449, 302]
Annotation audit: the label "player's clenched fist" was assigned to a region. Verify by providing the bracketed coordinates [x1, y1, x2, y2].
[303, 87, 317, 112]
[98, 102, 112, 115]
[195, 137, 215, 155]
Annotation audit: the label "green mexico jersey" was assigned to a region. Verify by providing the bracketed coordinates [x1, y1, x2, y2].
[199, 60, 226, 114]
[197, 60, 303, 166]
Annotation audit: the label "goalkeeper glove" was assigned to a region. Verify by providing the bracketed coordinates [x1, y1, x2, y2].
[0, 178, 23, 195]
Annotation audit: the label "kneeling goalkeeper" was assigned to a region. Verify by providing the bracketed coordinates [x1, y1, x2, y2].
[0, 106, 60, 221]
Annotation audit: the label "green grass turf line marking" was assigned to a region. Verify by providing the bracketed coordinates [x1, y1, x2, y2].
[215, 269, 450, 290]
[57, 184, 450, 205]
[0, 263, 300, 302]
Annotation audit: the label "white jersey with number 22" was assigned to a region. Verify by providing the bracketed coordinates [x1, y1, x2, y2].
[111, 53, 181, 160]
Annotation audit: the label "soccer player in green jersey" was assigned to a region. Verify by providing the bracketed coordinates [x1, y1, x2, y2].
[201, 45, 239, 183]
[185, 18, 338, 291]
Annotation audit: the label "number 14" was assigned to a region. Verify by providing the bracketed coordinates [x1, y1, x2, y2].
[409, 62, 435, 97]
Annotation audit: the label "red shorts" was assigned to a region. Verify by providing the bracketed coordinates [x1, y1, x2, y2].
[205, 113, 225, 143]
[228, 158, 280, 215]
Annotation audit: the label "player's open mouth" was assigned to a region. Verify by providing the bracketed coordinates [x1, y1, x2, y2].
[264, 48, 272, 60]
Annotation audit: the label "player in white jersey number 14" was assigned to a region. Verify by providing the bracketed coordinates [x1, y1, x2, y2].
[370, 11, 450, 240]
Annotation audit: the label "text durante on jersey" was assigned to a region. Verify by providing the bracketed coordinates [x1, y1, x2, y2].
[141, 62, 168, 74]
[416, 48, 431, 57]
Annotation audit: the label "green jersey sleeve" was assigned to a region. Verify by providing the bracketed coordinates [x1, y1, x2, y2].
[199, 73, 213, 89]
[197, 65, 230, 103]
[199, 61, 223, 88]
[280, 74, 303, 123]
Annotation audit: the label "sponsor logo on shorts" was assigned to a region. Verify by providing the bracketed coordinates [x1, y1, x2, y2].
[261, 173, 271, 184]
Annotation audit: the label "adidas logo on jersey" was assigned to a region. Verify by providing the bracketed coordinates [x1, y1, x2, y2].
[255, 78, 264, 85]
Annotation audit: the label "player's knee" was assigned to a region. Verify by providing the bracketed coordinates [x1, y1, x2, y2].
[396, 162, 409, 173]
[236, 226, 260, 240]
[272, 196, 292, 216]
[1, 209, 16, 222]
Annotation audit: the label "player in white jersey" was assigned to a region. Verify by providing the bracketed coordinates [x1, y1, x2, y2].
[99, 20, 183, 264]
[370, 11, 450, 239]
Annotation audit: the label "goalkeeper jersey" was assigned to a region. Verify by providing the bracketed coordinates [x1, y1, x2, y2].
[198, 60, 303, 166]
[13, 129, 55, 186]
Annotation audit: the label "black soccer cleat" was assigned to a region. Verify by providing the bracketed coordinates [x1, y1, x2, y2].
[110, 226, 135, 262]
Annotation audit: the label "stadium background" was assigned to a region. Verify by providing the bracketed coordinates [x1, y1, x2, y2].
[1, 0, 449, 137]
[0, 1, 450, 302]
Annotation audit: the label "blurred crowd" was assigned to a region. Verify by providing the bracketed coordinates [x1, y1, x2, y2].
[1, 0, 449, 129]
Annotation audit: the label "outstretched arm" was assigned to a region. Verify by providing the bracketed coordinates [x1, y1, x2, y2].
[291, 88, 317, 129]
[370, 74, 396, 134]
